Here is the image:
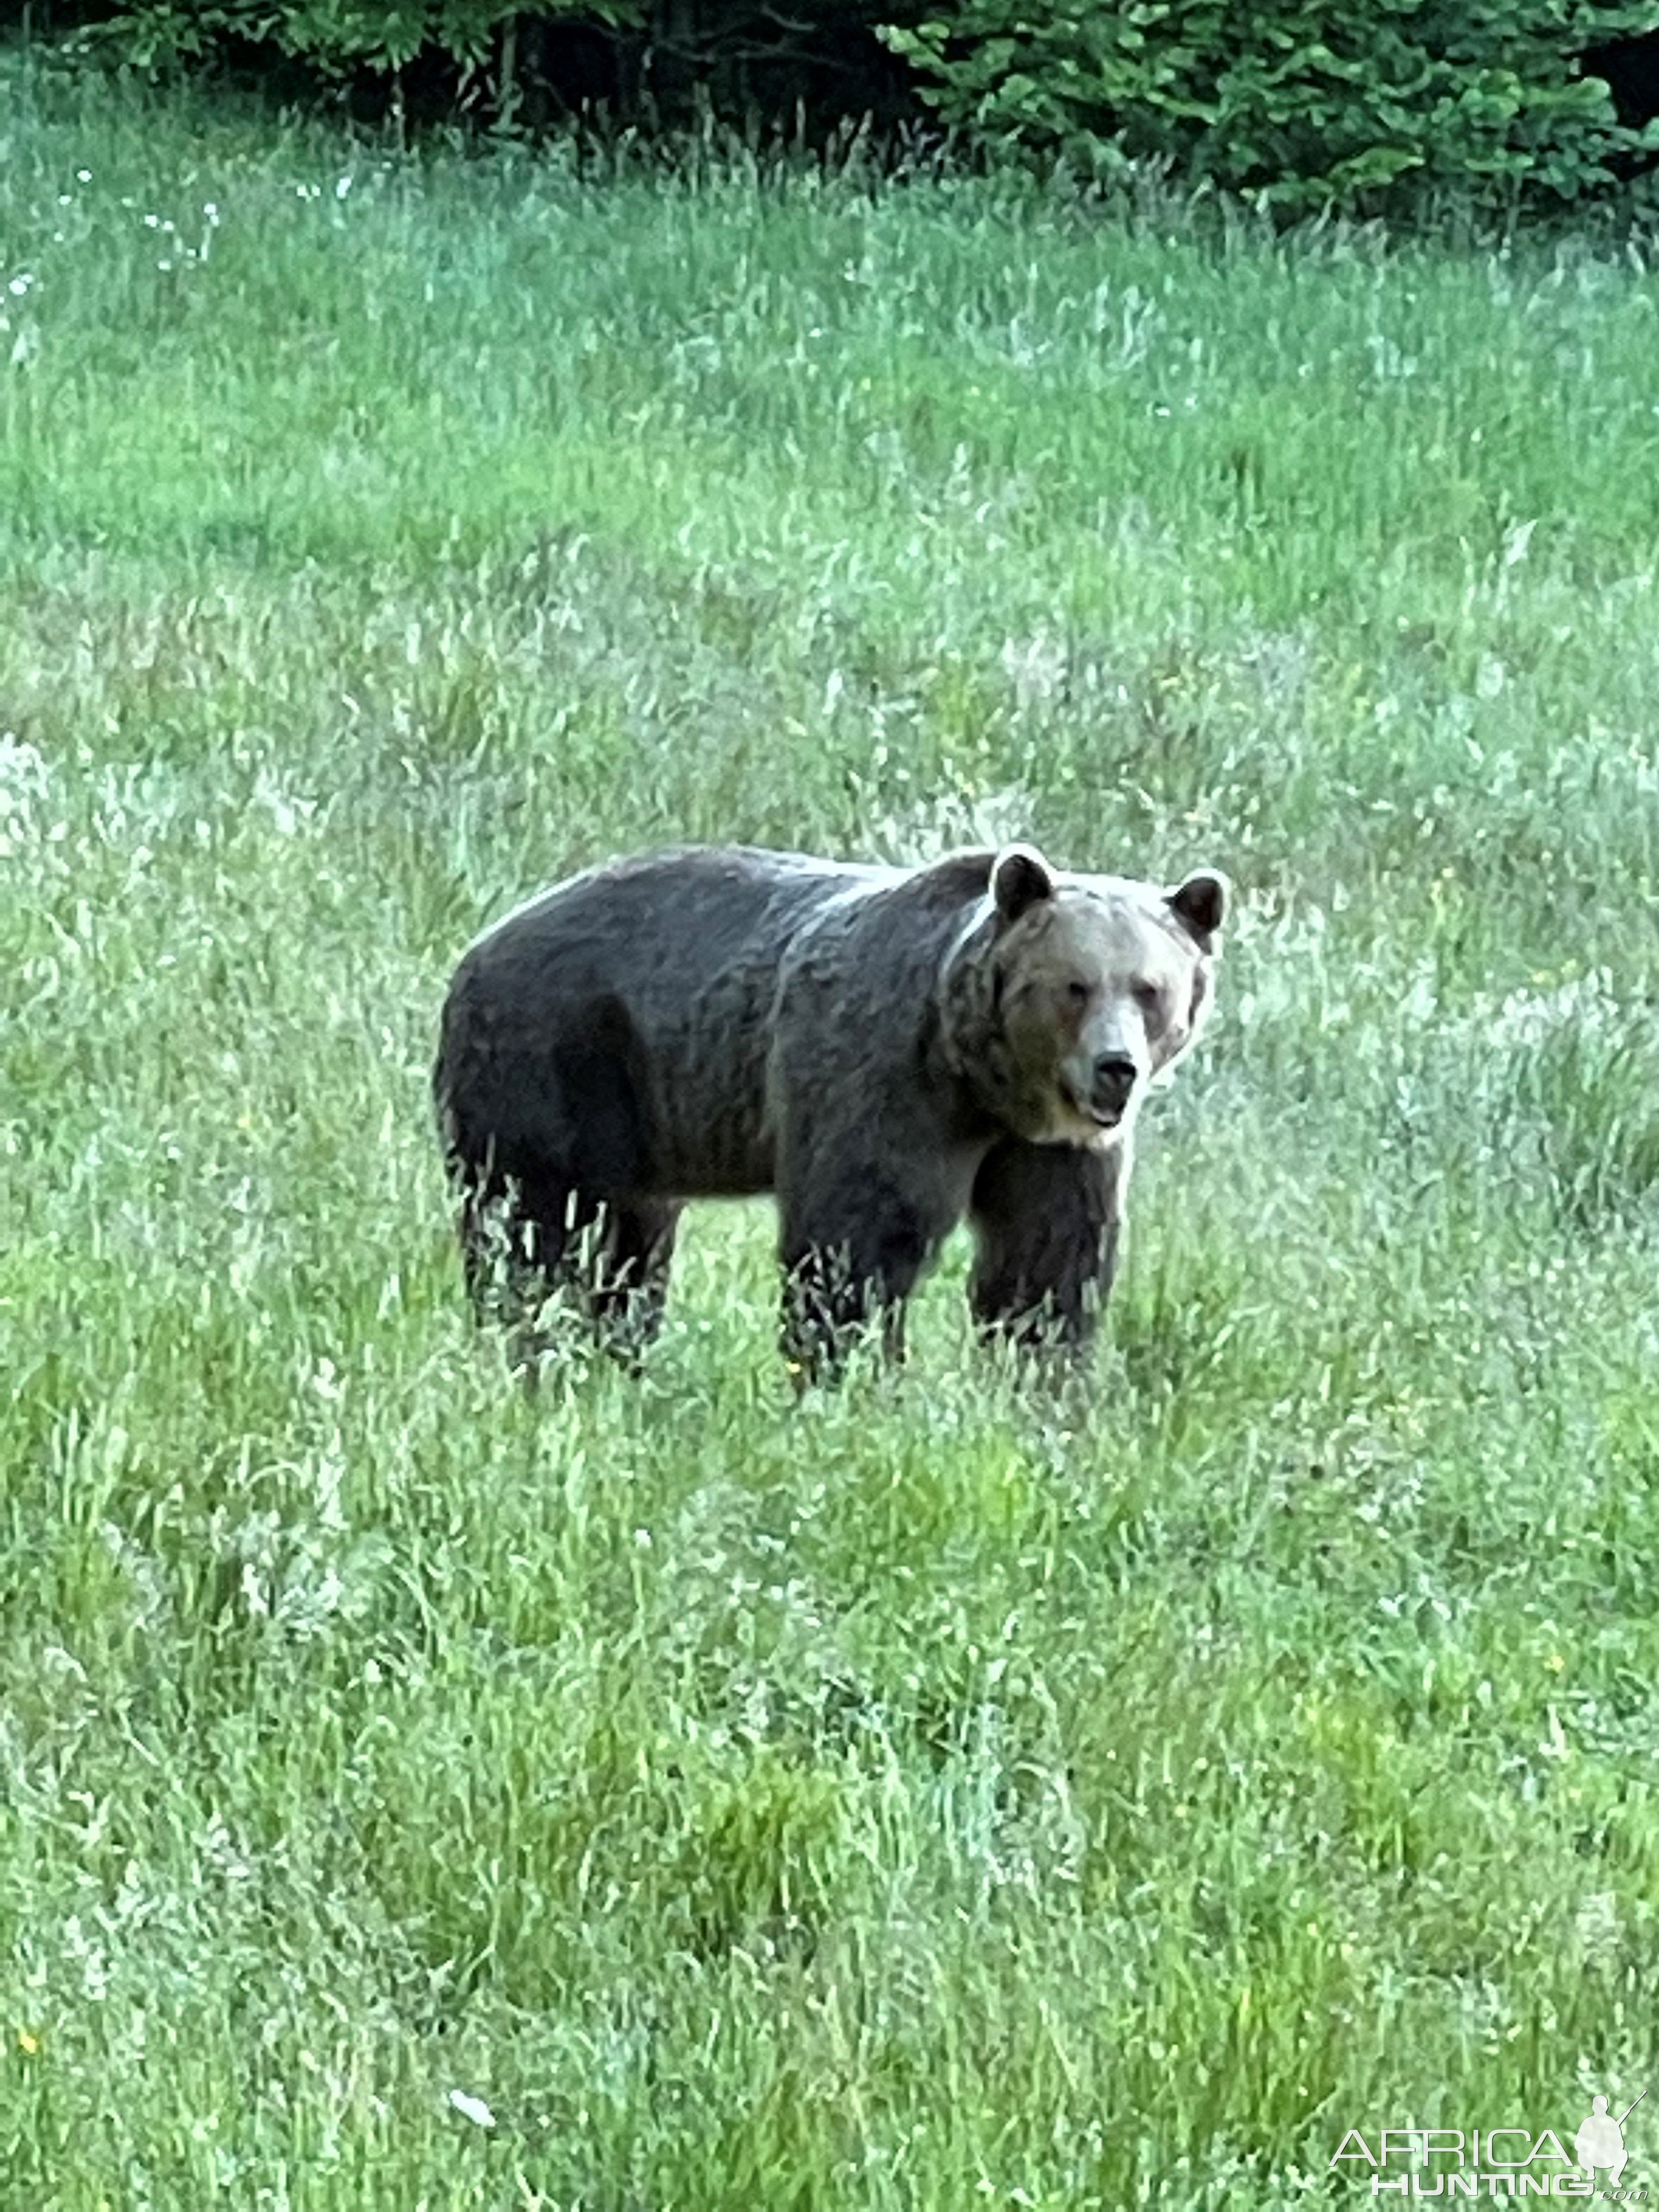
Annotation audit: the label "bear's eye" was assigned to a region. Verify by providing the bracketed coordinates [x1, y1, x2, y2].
[1066, 979, 1092, 1007]
[1132, 979, 1163, 1015]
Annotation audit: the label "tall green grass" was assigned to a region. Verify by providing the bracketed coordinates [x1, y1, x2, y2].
[5, 59, 1659, 2209]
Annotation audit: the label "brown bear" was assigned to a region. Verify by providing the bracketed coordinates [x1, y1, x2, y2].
[433, 842, 1227, 1381]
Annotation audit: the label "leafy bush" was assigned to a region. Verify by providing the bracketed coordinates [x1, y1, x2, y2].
[881, 0, 1659, 212]
[69, 2, 633, 78]
[57, 0, 916, 136]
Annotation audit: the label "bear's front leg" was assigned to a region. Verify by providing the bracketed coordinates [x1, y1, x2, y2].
[777, 1155, 952, 1387]
[968, 1137, 1126, 1361]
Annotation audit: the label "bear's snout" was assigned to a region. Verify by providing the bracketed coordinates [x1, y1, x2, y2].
[1088, 1052, 1138, 1123]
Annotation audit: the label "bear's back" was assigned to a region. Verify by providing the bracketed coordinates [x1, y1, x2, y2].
[439, 846, 1002, 1201]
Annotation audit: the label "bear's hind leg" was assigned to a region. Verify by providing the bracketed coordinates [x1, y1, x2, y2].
[456, 1165, 595, 1358]
[586, 1198, 682, 1370]
[968, 1138, 1124, 1361]
[489, 1179, 679, 1370]
[455, 1160, 549, 1328]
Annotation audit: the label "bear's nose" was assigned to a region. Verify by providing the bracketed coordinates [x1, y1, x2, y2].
[1091, 1053, 1137, 1108]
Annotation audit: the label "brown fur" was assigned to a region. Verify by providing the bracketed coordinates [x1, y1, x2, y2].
[433, 841, 1227, 1380]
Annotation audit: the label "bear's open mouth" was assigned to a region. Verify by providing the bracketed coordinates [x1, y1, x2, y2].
[1061, 1085, 1126, 1136]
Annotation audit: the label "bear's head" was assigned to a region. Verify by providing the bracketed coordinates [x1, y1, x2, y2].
[948, 843, 1229, 1148]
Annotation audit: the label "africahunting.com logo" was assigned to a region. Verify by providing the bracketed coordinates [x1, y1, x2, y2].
[1331, 2090, 1650, 2198]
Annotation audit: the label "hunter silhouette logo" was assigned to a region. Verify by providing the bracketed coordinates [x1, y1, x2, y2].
[1577, 2092, 1646, 2192]
[1331, 2090, 1651, 2197]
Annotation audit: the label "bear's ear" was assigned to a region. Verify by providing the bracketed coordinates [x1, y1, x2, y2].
[1166, 869, 1229, 949]
[991, 844, 1058, 924]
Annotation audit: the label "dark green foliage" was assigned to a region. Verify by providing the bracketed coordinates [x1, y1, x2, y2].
[71, 2, 631, 78]
[883, 0, 1659, 212]
[41, 0, 1659, 214]
[55, 0, 915, 137]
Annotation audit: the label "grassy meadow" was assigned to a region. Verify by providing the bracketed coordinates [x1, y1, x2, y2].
[7, 57, 1659, 2208]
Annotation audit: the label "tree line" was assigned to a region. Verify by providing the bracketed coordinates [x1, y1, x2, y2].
[18, 0, 1659, 215]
